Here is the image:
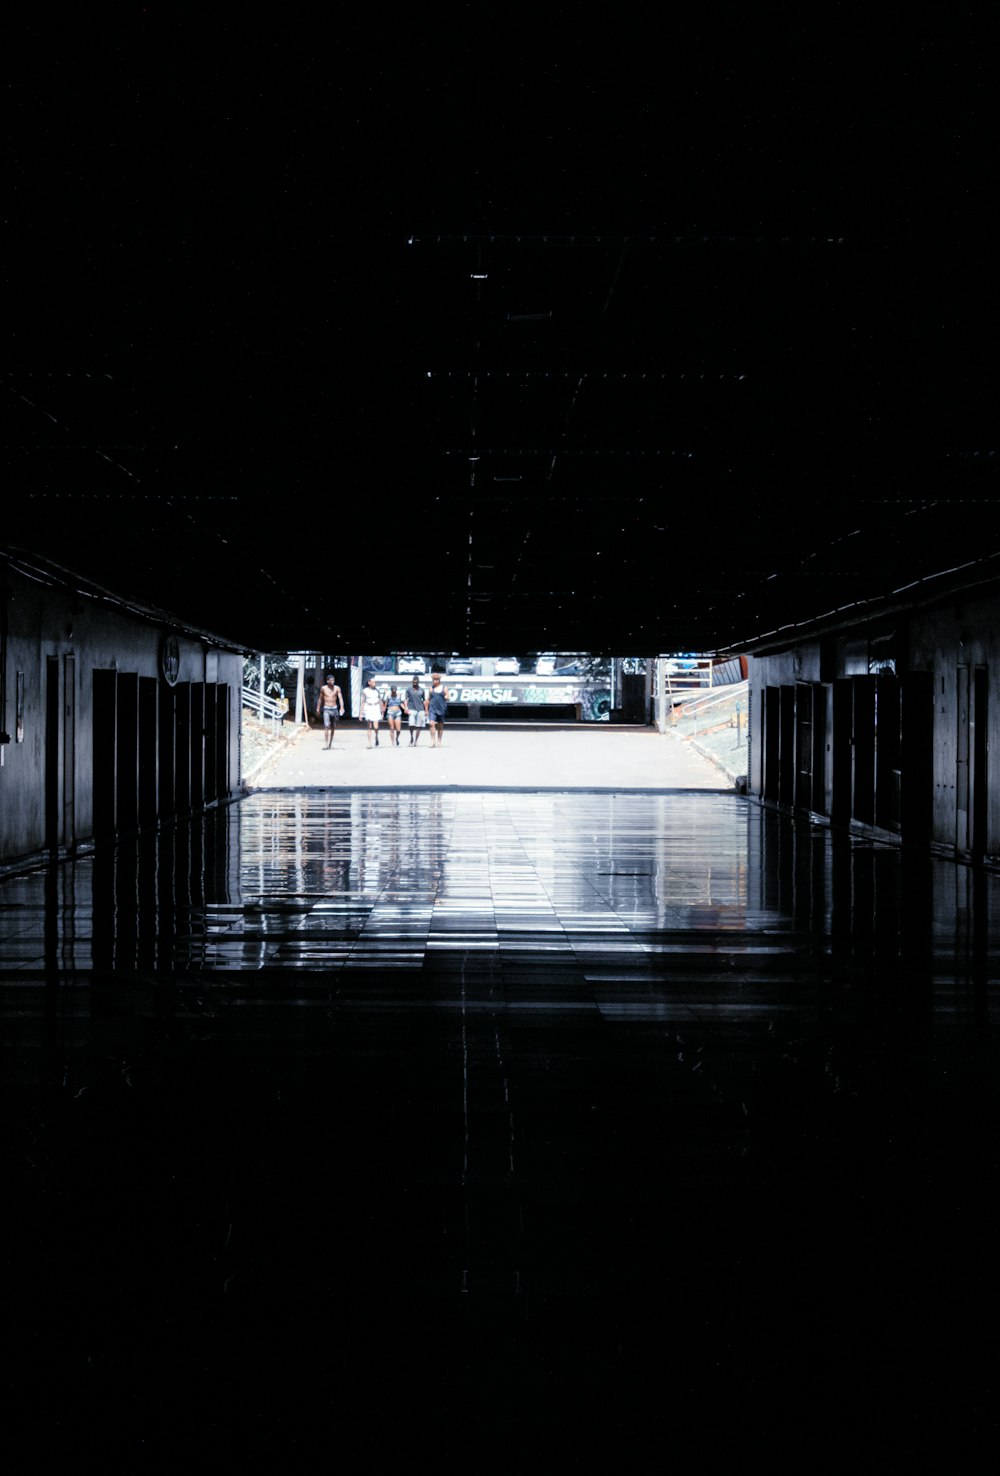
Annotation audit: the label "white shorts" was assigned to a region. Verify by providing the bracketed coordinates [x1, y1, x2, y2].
[408, 710, 427, 728]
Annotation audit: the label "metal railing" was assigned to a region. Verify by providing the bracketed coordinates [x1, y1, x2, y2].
[676, 679, 748, 722]
[662, 657, 715, 699]
[241, 686, 288, 732]
[668, 679, 749, 777]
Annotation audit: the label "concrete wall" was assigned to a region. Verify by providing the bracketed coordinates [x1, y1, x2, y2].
[1, 564, 243, 867]
[747, 586, 1000, 863]
[908, 590, 1000, 860]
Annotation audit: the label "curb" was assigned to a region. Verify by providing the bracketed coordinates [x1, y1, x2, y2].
[688, 735, 747, 788]
[241, 720, 308, 786]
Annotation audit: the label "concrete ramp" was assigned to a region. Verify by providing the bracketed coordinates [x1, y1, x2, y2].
[247, 722, 731, 792]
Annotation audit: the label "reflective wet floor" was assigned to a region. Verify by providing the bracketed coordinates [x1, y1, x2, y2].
[3, 791, 999, 1468]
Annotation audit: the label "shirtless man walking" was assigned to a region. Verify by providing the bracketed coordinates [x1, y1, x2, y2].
[315, 673, 345, 750]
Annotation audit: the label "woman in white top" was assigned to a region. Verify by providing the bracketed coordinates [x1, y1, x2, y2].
[360, 677, 383, 748]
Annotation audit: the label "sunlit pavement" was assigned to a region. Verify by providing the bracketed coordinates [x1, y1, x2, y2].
[249, 719, 729, 790]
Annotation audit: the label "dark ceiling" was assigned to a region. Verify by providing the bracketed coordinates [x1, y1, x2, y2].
[4, 14, 996, 657]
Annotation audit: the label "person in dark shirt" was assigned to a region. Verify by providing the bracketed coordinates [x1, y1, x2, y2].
[427, 673, 450, 748]
[403, 677, 427, 746]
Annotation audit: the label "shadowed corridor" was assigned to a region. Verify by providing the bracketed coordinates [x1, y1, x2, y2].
[3, 790, 999, 1468]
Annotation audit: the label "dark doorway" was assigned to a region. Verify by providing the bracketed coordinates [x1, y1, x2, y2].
[175, 683, 191, 818]
[63, 655, 76, 848]
[972, 665, 988, 857]
[778, 686, 795, 806]
[874, 675, 901, 833]
[831, 679, 853, 826]
[190, 683, 205, 812]
[159, 684, 177, 821]
[621, 673, 646, 723]
[762, 686, 780, 802]
[215, 686, 230, 802]
[45, 656, 59, 850]
[900, 671, 933, 845]
[794, 684, 823, 811]
[204, 684, 218, 803]
[116, 673, 139, 836]
[811, 683, 828, 814]
[851, 676, 877, 826]
[93, 669, 117, 840]
[956, 665, 970, 853]
[138, 677, 158, 828]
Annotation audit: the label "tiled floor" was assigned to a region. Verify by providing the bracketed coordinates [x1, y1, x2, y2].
[3, 791, 999, 1468]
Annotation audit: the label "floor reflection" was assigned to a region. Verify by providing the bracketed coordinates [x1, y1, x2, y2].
[2, 792, 998, 1466]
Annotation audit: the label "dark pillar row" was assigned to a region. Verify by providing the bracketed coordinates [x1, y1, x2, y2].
[91, 672, 232, 843]
[756, 669, 935, 848]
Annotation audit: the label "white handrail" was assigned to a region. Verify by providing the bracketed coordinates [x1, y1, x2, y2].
[241, 686, 288, 725]
[680, 680, 748, 718]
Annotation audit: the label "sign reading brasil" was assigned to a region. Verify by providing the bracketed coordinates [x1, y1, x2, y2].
[362, 666, 611, 721]
[445, 683, 580, 705]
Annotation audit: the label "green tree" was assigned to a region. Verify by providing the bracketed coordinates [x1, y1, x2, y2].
[242, 653, 293, 697]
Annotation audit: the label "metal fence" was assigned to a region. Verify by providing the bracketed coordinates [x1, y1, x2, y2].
[241, 686, 288, 733]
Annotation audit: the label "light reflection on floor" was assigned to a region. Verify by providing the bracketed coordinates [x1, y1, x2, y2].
[2, 791, 998, 1466]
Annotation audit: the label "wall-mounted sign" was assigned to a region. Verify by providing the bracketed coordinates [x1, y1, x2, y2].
[159, 632, 180, 686]
[362, 668, 612, 721]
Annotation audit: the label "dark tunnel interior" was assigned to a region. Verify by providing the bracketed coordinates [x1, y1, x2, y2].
[3, 13, 999, 1471]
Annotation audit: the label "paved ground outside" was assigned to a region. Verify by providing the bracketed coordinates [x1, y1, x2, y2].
[245, 719, 730, 791]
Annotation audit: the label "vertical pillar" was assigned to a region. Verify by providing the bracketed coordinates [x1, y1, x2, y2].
[174, 682, 191, 817]
[900, 671, 933, 846]
[851, 675, 877, 826]
[63, 654, 76, 848]
[159, 683, 176, 820]
[45, 655, 60, 849]
[204, 682, 218, 803]
[138, 676, 158, 828]
[874, 675, 901, 833]
[93, 669, 118, 840]
[116, 672, 139, 836]
[778, 685, 795, 806]
[794, 683, 813, 810]
[762, 686, 780, 802]
[296, 653, 307, 723]
[831, 679, 853, 826]
[189, 682, 205, 811]
[971, 666, 988, 857]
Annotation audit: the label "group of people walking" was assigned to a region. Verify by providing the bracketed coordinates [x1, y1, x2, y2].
[315, 673, 450, 750]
